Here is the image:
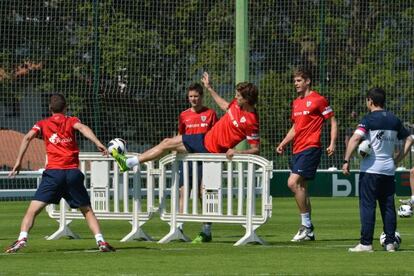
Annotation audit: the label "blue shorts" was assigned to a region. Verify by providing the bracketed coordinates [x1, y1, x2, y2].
[178, 161, 203, 188]
[34, 169, 91, 208]
[290, 147, 322, 180]
[182, 134, 209, 153]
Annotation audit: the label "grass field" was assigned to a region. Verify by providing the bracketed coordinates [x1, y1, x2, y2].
[0, 197, 413, 275]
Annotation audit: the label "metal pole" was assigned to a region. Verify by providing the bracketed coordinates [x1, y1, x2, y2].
[319, 0, 326, 93]
[235, 0, 248, 150]
[93, 0, 101, 135]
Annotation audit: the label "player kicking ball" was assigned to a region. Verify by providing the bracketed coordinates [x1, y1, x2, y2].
[111, 72, 260, 243]
[5, 93, 115, 253]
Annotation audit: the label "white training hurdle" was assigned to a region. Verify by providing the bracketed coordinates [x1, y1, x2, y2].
[157, 153, 273, 246]
[45, 152, 273, 246]
[46, 153, 155, 242]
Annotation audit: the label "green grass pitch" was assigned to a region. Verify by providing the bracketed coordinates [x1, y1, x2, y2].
[0, 197, 413, 275]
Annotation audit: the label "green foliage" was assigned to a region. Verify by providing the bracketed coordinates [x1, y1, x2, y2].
[1, 1, 413, 167]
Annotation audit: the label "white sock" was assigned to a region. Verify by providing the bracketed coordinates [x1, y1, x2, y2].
[411, 195, 414, 202]
[18, 231, 28, 240]
[301, 213, 312, 228]
[126, 156, 139, 168]
[202, 223, 212, 236]
[95, 233, 104, 243]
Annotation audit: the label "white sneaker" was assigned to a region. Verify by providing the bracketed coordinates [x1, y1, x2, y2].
[385, 243, 396, 252]
[291, 225, 315, 242]
[348, 243, 373, 252]
[399, 198, 413, 206]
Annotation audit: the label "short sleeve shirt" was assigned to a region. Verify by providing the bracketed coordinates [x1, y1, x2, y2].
[291, 91, 334, 154]
[204, 99, 260, 153]
[32, 114, 80, 169]
[354, 110, 409, 175]
[178, 107, 217, 135]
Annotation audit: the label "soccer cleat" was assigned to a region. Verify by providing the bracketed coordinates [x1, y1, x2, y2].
[291, 225, 315, 242]
[97, 240, 116, 252]
[5, 238, 27, 253]
[191, 232, 212, 244]
[399, 198, 413, 206]
[111, 148, 129, 173]
[348, 243, 373, 252]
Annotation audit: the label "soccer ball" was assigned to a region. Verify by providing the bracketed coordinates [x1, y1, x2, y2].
[397, 204, 413, 218]
[108, 138, 127, 155]
[379, 231, 401, 249]
[357, 140, 372, 158]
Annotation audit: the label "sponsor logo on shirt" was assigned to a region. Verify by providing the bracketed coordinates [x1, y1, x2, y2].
[187, 123, 209, 129]
[294, 111, 310, 116]
[49, 133, 73, 144]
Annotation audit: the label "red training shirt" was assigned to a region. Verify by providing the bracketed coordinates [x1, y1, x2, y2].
[32, 113, 80, 169]
[204, 99, 260, 153]
[291, 91, 334, 154]
[178, 107, 218, 135]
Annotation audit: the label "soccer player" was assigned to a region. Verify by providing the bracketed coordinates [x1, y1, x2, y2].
[5, 93, 115, 253]
[398, 133, 414, 206]
[177, 83, 217, 238]
[111, 72, 260, 242]
[276, 67, 337, 242]
[343, 87, 411, 252]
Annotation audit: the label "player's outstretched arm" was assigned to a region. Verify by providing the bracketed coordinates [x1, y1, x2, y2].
[326, 116, 338, 156]
[276, 125, 295, 154]
[73, 122, 107, 155]
[395, 135, 414, 164]
[9, 129, 37, 177]
[201, 72, 229, 111]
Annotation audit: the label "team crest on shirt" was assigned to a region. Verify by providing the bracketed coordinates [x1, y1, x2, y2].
[240, 116, 246, 123]
[201, 116, 207, 122]
[306, 101, 312, 107]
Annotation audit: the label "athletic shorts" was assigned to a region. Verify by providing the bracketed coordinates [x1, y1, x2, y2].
[178, 161, 203, 188]
[290, 147, 322, 180]
[182, 133, 209, 153]
[34, 169, 91, 208]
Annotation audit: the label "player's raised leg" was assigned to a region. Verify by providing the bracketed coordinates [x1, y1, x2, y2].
[112, 135, 187, 172]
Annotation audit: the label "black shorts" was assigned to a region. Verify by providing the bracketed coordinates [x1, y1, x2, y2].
[178, 161, 203, 188]
[182, 133, 209, 153]
[34, 169, 91, 208]
[290, 147, 322, 180]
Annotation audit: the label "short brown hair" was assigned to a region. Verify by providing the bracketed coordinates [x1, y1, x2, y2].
[187, 83, 203, 96]
[293, 66, 312, 81]
[236, 82, 258, 105]
[49, 93, 67, 113]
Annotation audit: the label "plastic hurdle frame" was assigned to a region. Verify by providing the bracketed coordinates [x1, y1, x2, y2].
[46, 153, 155, 242]
[157, 153, 273, 246]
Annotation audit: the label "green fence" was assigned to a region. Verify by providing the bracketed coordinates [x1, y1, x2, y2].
[271, 170, 411, 197]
